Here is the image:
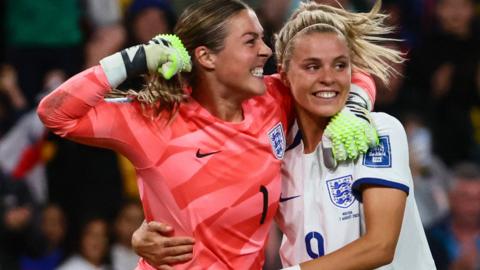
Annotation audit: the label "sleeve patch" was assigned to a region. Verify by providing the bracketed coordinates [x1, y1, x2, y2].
[362, 135, 391, 168]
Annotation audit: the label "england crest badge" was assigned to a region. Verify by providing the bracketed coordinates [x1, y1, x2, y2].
[326, 175, 355, 208]
[267, 122, 286, 160]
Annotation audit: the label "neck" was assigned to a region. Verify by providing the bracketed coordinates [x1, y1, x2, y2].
[191, 78, 245, 122]
[296, 106, 329, 154]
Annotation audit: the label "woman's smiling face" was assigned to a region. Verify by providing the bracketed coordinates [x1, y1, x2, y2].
[211, 9, 272, 98]
[284, 31, 351, 120]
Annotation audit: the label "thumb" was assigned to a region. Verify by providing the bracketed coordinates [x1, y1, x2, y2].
[147, 221, 175, 235]
[158, 61, 178, 80]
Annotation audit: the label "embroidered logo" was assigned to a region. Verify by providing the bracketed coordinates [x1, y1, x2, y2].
[326, 175, 355, 208]
[363, 136, 392, 168]
[279, 194, 301, 202]
[267, 122, 286, 160]
[195, 149, 221, 158]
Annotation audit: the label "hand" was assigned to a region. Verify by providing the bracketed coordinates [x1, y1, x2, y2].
[322, 83, 378, 168]
[100, 34, 191, 88]
[145, 34, 192, 80]
[132, 221, 195, 269]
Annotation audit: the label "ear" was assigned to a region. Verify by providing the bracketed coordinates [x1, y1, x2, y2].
[278, 64, 290, 88]
[194, 46, 215, 70]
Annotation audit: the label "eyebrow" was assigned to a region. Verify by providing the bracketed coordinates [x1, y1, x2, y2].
[242, 32, 262, 38]
[302, 55, 349, 62]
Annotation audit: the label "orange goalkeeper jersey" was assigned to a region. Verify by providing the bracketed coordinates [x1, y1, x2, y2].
[38, 66, 293, 269]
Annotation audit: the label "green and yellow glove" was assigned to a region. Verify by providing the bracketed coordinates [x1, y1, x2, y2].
[322, 84, 379, 169]
[100, 34, 191, 88]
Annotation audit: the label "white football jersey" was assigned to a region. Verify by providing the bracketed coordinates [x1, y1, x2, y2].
[276, 112, 436, 269]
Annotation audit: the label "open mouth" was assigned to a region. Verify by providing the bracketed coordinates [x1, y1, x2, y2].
[250, 67, 264, 78]
[313, 91, 338, 98]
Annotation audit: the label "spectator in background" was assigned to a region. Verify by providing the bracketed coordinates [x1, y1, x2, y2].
[382, 0, 437, 49]
[4, 1, 127, 237]
[118, 0, 177, 91]
[4, 0, 84, 108]
[0, 64, 27, 136]
[56, 216, 111, 270]
[426, 162, 480, 270]
[373, 42, 408, 118]
[0, 172, 36, 270]
[404, 112, 450, 228]
[404, 0, 480, 166]
[4, 0, 126, 105]
[19, 204, 67, 270]
[111, 200, 144, 270]
[83, 0, 127, 68]
[0, 69, 65, 206]
[126, 0, 176, 44]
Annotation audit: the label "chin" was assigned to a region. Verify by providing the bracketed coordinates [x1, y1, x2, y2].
[247, 80, 266, 96]
[312, 107, 339, 118]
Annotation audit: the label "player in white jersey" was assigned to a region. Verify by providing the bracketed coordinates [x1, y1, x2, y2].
[274, 2, 435, 269]
[277, 114, 435, 269]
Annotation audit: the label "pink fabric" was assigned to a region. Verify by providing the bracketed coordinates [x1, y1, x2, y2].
[38, 66, 292, 269]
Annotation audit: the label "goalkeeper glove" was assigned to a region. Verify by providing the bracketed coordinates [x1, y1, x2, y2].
[100, 34, 191, 88]
[322, 83, 379, 169]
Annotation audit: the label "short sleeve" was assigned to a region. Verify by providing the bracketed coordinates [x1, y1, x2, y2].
[351, 113, 412, 201]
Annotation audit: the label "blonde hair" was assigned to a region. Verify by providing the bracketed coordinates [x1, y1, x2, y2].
[275, 0, 404, 85]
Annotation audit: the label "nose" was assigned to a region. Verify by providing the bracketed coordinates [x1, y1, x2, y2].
[259, 39, 273, 58]
[320, 67, 334, 85]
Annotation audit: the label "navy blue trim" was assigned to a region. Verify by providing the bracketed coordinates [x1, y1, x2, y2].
[286, 130, 302, 151]
[351, 177, 410, 202]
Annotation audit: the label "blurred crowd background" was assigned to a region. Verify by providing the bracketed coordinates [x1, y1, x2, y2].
[0, 0, 480, 269]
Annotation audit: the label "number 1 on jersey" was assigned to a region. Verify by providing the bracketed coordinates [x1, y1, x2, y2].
[259, 185, 268, 224]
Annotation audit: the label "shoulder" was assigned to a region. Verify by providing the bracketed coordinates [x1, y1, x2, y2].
[371, 112, 403, 128]
[264, 74, 290, 96]
[371, 112, 406, 138]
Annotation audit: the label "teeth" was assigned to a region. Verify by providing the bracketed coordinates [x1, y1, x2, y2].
[314, 91, 336, 98]
[251, 67, 264, 77]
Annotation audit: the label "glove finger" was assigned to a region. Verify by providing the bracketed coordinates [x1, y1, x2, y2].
[365, 126, 379, 147]
[355, 129, 369, 154]
[333, 141, 347, 161]
[324, 123, 347, 161]
[158, 60, 178, 80]
[344, 136, 358, 160]
[182, 60, 192, 72]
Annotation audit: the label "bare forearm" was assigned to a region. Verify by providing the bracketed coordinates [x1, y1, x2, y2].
[300, 234, 395, 270]
[300, 187, 406, 270]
